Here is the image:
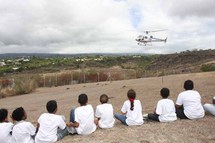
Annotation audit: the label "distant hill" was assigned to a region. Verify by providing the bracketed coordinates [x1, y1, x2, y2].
[0, 49, 215, 76]
[146, 49, 215, 74]
[0, 53, 151, 59]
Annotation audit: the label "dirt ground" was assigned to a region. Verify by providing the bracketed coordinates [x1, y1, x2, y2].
[1, 72, 215, 143]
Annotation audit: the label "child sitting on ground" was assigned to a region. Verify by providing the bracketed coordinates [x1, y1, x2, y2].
[35, 100, 68, 143]
[67, 93, 96, 135]
[148, 88, 177, 122]
[114, 89, 144, 126]
[95, 94, 115, 129]
[0, 108, 13, 143]
[11, 107, 36, 143]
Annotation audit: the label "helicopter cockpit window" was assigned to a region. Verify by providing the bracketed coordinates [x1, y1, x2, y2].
[145, 36, 148, 39]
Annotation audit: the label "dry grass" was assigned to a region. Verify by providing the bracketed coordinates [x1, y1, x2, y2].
[1, 72, 215, 143]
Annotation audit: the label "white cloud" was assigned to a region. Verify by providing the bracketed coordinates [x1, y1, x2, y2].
[0, 0, 214, 54]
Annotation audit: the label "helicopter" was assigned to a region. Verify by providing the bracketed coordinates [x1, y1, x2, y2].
[135, 30, 167, 46]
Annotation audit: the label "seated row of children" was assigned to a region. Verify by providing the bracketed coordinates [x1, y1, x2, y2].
[0, 80, 214, 143]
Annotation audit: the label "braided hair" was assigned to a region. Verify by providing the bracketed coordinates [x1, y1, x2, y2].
[127, 89, 136, 111]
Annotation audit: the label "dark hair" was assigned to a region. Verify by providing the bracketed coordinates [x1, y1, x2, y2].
[127, 89, 136, 111]
[78, 94, 88, 106]
[12, 107, 25, 121]
[160, 88, 169, 98]
[100, 94, 108, 104]
[46, 100, 57, 113]
[184, 80, 194, 90]
[0, 108, 8, 122]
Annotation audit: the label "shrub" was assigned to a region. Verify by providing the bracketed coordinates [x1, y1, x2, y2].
[201, 64, 215, 72]
[8, 74, 40, 95]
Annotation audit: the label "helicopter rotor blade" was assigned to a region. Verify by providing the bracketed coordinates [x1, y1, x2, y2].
[144, 29, 168, 33]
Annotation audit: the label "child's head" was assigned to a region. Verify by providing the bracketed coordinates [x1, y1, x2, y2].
[78, 94, 88, 106]
[127, 89, 136, 111]
[46, 100, 57, 113]
[160, 88, 169, 99]
[0, 108, 8, 122]
[100, 94, 109, 104]
[184, 80, 194, 90]
[12, 107, 26, 121]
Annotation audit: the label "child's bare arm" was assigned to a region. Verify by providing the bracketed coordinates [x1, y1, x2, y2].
[66, 122, 79, 128]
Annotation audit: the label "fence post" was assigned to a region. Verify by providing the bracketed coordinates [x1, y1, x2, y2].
[70, 71, 73, 85]
[44, 74, 46, 87]
[55, 73, 58, 86]
[97, 72, 100, 82]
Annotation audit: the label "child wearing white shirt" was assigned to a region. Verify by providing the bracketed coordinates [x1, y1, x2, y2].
[114, 89, 144, 126]
[0, 108, 13, 143]
[95, 94, 115, 129]
[175, 80, 205, 119]
[148, 88, 177, 122]
[67, 94, 96, 135]
[11, 107, 36, 143]
[35, 100, 68, 143]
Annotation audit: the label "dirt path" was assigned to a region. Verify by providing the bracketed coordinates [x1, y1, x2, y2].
[1, 72, 215, 143]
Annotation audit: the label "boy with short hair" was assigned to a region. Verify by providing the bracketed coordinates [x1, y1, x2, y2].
[68, 93, 96, 135]
[35, 100, 68, 143]
[175, 80, 205, 119]
[12, 107, 36, 143]
[95, 94, 115, 129]
[148, 88, 177, 122]
[0, 108, 13, 143]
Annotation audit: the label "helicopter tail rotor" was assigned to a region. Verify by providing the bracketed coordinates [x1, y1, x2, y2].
[164, 37, 168, 43]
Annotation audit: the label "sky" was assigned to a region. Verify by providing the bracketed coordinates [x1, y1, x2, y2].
[0, 0, 215, 54]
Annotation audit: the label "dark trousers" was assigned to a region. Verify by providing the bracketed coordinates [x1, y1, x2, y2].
[70, 108, 75, 122]
[176, 107, 188, 119]
[148, 113, 159, 122]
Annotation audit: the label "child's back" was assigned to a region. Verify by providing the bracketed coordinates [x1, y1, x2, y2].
[12, 121, 35, 143]
[95, 103, 115, 128]
[35, 100, 68, 143]
[156, 98, 177, 122]
[0, 108, 13, 143]
[11, 107, 35, 143]
[35, 113, 66, 143]
[75, 104, 96, 135]
[0, 122, 13, 143]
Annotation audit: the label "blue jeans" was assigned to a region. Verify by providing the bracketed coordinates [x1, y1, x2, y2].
[70, 108, 75, 122]
[57, 127, 69, 141]
[114, 113, 128, 126]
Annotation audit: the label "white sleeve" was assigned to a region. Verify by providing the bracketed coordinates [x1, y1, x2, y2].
[121, 101, 127, 113]
[27, 122, 36, 136]
[95, 106, 101, 118]
[58, 117, 66, 130]
[155, 101, 162, 115]
[176, 94, 183, 105]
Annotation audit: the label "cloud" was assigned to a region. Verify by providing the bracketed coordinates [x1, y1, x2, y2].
[0, 0, 215, 54]
[168, 0, 215, 18]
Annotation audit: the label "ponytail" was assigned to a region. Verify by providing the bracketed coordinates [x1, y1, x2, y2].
[129, 98, 134, 111]
[127, 89, 136, 111]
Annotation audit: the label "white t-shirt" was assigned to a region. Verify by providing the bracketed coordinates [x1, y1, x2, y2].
[12, 120, 36, 143]
[121, 100, 144, 126]
[35, 113, 66, 143]
[156, 99, 177, 122]
[176, 90, 205, 119]
[74, 104, 96, 135]
[95, 103, 115, 129]
[0, 122, 13, 143]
